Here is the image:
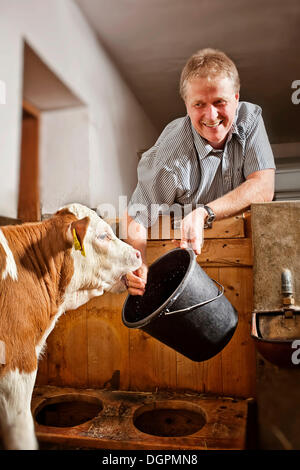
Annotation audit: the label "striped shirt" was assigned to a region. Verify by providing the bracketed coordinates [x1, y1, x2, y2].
[128, 101, 276, 227]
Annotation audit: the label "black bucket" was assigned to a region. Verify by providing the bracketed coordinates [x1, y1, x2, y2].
[122, 248, 238, 362]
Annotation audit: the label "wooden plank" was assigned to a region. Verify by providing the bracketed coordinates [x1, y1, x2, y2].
[219, 267, 256, 398]
[18, 113, 40, 222]
[146, 239, 253, 267]
[175, 267, 223, 394]
[175, 352, 204, 393]
[243, 210, 252, 238]
[148, 215, 245, 240]
[32, 386, 249, 450]
[201, 267, 224, 395]
[128, 328, 178, 391]
[42, 305, 88, 388]
[199, 239, 252, 267]
[109, 215, 245, 240]
[86, 292, 131, 390]
[35, 350, 49, 386]
[37, 293, 131, 390]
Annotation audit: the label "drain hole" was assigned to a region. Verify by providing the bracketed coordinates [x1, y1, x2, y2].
[133, 401, 206, 437]
[35, 394, 103, 428]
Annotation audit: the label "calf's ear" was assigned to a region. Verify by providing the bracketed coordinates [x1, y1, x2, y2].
[66, 217, 90, 256]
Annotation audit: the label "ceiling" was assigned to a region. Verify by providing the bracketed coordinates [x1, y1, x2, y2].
[74, 0, 300, 144]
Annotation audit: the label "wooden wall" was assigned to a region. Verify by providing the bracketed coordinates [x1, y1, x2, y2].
[36, 213, 256, 398]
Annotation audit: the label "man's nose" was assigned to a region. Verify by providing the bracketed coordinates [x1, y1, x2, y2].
[203, 105, 218, 122]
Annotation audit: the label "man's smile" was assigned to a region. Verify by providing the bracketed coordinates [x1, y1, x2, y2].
[202, 119, 224, 128]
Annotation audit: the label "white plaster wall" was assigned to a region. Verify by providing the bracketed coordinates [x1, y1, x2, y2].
[272, 142, 300, 199]
[0, 14, 23, 218]
[0, 0, 158, 218]
[40, 107, 90, 214]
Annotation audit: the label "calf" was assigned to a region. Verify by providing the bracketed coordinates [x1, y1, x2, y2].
[0, 203, 141, 450]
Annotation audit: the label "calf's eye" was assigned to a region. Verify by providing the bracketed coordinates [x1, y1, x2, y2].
[97, 232, 108, 240]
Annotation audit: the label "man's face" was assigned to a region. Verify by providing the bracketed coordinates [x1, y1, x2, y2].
[185, 75, 239, 149]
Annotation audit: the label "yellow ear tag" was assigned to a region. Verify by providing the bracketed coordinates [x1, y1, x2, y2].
[72, 228, 86, 257]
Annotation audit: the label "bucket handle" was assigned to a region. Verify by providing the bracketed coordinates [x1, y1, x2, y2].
[162, 278, 225, 316]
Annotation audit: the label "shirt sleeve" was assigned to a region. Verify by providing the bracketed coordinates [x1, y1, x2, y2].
[128, 146, 179, 228]
[243, 113, 276, 178]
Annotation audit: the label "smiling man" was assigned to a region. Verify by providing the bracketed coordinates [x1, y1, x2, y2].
[185, 75, 239, 149]
[124, 48, 276, 296]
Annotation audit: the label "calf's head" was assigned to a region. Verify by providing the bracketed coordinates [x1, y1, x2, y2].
[58, 203, 141, 294]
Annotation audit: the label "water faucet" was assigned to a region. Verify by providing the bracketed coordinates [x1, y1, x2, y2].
[281, 269, 295, 318]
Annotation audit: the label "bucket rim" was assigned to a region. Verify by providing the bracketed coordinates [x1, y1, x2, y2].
[122, 247, 196, 328]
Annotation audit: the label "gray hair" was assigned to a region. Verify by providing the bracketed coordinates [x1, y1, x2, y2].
[180, 48, 240, 100]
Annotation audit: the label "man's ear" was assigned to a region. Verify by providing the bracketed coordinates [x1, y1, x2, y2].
[66, 217, 90, 256]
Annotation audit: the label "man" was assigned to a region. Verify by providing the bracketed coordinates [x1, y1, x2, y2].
[123, 48, 275, 296]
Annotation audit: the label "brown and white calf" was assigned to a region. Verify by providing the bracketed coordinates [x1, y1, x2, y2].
[0, 203, 141, 450]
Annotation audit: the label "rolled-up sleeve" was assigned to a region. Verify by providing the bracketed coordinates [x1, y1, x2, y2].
[243, 113, 276, 178]
[128, 146, 178, 227]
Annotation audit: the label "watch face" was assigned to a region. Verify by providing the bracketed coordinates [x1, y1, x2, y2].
[204, 206, 215, 221]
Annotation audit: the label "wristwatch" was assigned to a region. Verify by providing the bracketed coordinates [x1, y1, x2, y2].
[203, 205, 216, 229]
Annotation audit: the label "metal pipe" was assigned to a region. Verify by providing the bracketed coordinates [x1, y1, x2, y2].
[281, 269, 295, 317]
[281, 269, 293, 295]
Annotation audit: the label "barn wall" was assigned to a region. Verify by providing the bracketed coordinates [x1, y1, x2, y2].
[0, 0, 158, 217]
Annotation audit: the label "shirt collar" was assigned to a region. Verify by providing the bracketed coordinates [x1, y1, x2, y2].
[191, 124, 213, 159]
[227, 111, 240, 141]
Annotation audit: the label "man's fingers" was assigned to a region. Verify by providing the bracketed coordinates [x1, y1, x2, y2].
[180, 228, 190, 249]
[128, 286, 145, 296]
[126, 264, 148, 295]
[126, 274, 145, 288]
[127, 271, 144, 282]
[133, 265, 148, 282]
[179, 208, 206, 256]
[191, 238, 202, 255]
[126, 275, 146, 294]
[127, 280, 146, 290]
[180, 240, 188, 249]
[179, 234, 202, 255]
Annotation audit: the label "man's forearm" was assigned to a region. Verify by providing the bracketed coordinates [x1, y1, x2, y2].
[208, 170, 275, 220]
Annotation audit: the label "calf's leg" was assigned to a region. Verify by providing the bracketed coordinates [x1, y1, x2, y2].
[0, 369, 38, 450]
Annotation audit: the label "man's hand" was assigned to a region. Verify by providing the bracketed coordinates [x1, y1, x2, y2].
[126, 263, 148, 296]
[179, 207, 207, 255]
[122, 211, 148, 296]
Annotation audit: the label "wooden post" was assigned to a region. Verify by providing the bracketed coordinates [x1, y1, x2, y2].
[18, 100, 40, 222]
